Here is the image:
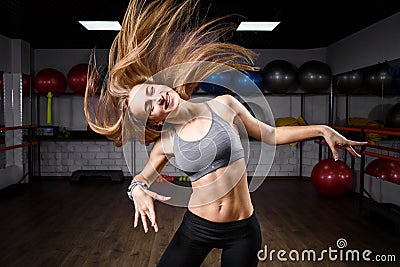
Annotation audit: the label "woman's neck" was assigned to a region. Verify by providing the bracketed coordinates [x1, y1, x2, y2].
[167, 99, 209, 126]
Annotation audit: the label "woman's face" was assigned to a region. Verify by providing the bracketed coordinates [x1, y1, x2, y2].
[128, 83, 180, 124]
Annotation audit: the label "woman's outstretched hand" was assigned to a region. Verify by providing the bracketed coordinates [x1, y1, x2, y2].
[131, 186, 171, 233]
[323, 126, 368, 160]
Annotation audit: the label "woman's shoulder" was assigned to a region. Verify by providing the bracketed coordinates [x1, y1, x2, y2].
[207, 95, 239, 123]
[210, 94, 241, 114]
[213, 94, 235, 105]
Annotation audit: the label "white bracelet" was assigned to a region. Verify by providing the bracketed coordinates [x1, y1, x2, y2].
[127, 181, 148, 201]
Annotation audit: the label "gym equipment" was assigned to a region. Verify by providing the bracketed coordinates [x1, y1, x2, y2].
[363, 63, 393, 96]
[34, 68, 66, 125]
[298, 60, 331, 93]
[347, 117, 385, 144]
[67, 63, 89, 93]
[365, 158, 400, 185]
[231, 70, 263, 95]
[262, 59, 297, 93]
[311, 158, 353, 197]
[386, 103, 400, 128]
[333, 69, 363, 94]
[199, 71, 232, 94]
[70, 170, 124, 183]
[34, 68, 66, 93]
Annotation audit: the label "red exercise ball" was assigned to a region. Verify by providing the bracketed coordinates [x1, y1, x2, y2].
[365, 158, 400, 185]
[34, 68, 66, 94]
[67, 63, 89, 93]
[311, 159, 354, 197]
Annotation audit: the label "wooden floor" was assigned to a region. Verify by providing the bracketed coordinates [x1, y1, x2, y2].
[0, 178, 399, 267]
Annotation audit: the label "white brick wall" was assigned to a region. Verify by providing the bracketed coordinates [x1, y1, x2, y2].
[39, 138, 399, 178]
[40, 141, 129, 176]
[38, 138, 333, 178]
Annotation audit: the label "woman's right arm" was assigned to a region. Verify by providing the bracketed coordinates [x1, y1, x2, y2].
[130, 138, 170, 233]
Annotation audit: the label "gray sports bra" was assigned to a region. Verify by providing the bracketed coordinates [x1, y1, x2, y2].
[172, 102, 245, 182]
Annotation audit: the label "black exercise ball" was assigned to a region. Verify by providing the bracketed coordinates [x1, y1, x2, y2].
[298, 60, 332, 93]
[262, 60, 297, 93]
[333, 69, 363, 94]
[363, 62, 393, 96]
[386, 103, 400, 128]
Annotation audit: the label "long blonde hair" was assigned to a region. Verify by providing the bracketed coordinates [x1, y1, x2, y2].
[84, 0, 258, 146]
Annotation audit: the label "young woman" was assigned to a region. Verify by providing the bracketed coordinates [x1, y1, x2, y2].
[84, 0, 367, 266]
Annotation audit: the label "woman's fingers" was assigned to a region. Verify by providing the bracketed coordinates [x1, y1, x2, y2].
[340, 140, 367, 158]
[141, 213, 149, 233]
[153, 221, 159, 232]
[143, 189, 171, 202]
[145, 210, 152, 225]
[347, 145, 361, 158]
[134, 209, 139, 228]
[347, 140, 368, 146]
[134, 205, 158, 232]
[149, 208, 156, 228]
[139, 210, 158, 233]
[329, 138, 368, 160]
[328, 142, 339, 161]
[145, 207, 159, 232]
[132, 188, 167, 233]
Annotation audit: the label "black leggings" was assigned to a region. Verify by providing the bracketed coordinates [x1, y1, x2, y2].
[157, 210, 261, 267]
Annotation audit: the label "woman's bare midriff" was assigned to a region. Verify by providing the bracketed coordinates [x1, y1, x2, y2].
[188, 159, 254, 223]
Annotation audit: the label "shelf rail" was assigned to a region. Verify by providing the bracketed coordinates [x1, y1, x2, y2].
[0, 125, 38, 184]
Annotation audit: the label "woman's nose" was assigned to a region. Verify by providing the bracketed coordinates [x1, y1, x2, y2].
[154, 95, 164, 105]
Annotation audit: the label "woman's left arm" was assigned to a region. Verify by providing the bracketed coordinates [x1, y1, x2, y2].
[273, 125, 367, 160]
[223, 95, 367, 160]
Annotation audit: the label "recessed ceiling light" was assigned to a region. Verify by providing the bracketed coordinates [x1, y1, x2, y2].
[236, 21, 280, 31]
[78, 21, 121, 31]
